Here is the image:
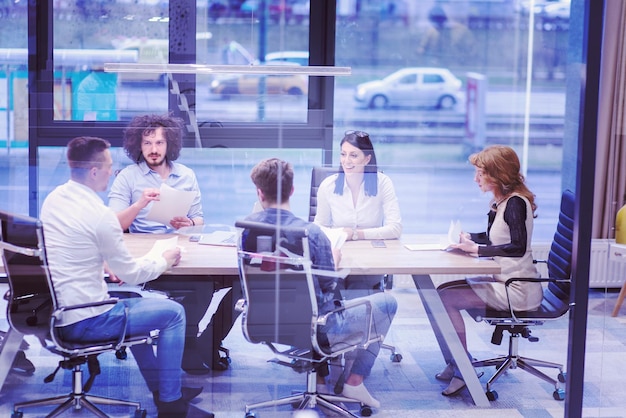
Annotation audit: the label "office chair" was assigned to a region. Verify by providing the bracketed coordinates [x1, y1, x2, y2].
[234, 220, 384, 417]
[468, 189, 574, 401]
[309, 166, 402, 363]
[0, 210, 153, 418]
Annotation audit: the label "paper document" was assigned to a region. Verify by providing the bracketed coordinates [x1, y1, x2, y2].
[198, 230, 237, 247]
[141, 236, 179, 262]
[448, 220, 462, 245]
[145, 183, 196, 226]
[320, 226, 347, 249]
[404, 220, 462, 251]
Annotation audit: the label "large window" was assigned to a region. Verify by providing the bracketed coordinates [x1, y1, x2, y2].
[0, 2, 612, 415]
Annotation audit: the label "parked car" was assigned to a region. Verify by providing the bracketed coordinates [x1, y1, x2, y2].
[209, 64, 308, 99]
[354, 67, 462, 109]
[264, 50, 309, 66]
[540, 1, 570, 24]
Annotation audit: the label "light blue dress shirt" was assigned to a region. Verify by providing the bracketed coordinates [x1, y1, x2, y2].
[108, 161, 203, 233]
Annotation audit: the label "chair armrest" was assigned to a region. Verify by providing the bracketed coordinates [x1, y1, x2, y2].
[502, 277, 570, 320]
[54, 298, 119, 314]
[316, 297, 382, 356]
[311, 268, 350, 280]
[51, 298, 129, 350]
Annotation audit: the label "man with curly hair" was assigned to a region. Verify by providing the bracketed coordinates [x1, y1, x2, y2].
[109, 114, 236, 375]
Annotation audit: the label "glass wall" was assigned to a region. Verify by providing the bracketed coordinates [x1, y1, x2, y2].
[2, 1, 620, 416]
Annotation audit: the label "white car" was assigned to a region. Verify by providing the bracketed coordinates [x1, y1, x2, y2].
[354, 67, 462, 110]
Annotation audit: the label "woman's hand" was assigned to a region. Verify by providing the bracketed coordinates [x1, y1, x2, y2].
[450, 234, 479, 257]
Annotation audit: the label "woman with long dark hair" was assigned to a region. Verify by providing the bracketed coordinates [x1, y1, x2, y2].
[314, 130, 402, 294]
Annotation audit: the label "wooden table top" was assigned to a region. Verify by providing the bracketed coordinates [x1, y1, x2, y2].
[0, 234, 500, 277]
[122, 233, 500, 276]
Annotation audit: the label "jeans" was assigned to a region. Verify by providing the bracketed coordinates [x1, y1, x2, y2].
[325, 292, 397, 377]
[57, 297, 186, 403]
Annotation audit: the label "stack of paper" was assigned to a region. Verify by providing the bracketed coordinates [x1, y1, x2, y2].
[404, 220, 462, 251]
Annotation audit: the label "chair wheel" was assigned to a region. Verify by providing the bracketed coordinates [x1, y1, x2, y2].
[558, 371, 566, 383]
[134, 409, 147, 418]
[486, 390, 498, 401]
[360, 405, 373, 416]
[12, 412, 23, 418]
[390, 353, 403, 362]
[553, 389, 566, 400]
[245, 412, 257, 418]
[115, 348, 128, 360]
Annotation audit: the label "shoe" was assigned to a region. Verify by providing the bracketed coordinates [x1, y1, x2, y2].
[157, 397, 189, 418]
[211, 347, 230, 371]
[154, 386, 203, 407]
[342, 382, 380, 408]
[182, 353, 211, 375]
[435, 363, 454, 381]
[11, 350, 35, 376]
[442, 376, 466, 396]
[183, 362, 211, 375]
[441, 370, 485, 397]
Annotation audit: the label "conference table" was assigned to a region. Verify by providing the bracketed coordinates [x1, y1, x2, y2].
[1, 233, 500, 407]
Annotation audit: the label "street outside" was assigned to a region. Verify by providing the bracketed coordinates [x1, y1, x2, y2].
[0, 81, 565, 242]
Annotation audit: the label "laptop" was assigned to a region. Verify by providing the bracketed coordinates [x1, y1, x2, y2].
[198, 230, 237, 247]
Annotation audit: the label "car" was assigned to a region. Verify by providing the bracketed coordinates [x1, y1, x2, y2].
[264, 50, 309, 66]
[354, 67, 462, 110]
[113, 38, 169, 85]
[209, 64, 308, 99]
[540, 1, 570, 24]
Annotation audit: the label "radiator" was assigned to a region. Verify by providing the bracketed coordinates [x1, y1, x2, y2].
[431, 238, 626, 289]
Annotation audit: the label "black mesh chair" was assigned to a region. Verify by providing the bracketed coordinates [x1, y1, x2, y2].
[308, 166, 401, 363]
[468, 189, 574, 401]
[235, 220, 384, 417]
[0, 210, 154, 418]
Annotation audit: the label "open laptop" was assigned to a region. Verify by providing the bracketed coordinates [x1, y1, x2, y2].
[198, 230, 237, 247]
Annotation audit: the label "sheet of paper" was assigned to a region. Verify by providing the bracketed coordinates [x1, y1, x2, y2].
[404, 243, 447, 251]
[448, 220, 462, 245]
[320, 226, 348, 249]
[145, 183, 196, 226]
[141, 236, 179, 262]
[404, 221, 462, 251]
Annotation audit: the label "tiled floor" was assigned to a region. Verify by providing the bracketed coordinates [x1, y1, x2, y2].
[1, 277, 626, 418]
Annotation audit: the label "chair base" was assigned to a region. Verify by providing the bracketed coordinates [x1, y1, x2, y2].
[245, 371, 366, 418]
[13, 393, 145, 418]
[472, 333, 565, 397]
[13, 366, 145, 418]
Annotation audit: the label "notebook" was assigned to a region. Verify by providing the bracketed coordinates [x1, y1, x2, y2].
[198, 230, 237, 247]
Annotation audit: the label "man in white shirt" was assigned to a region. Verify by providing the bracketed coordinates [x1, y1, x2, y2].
[41, 136, 209, 417]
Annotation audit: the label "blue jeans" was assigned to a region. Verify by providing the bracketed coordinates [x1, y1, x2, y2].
[325, 292, 397, 377]
[57, 297, 186, 403]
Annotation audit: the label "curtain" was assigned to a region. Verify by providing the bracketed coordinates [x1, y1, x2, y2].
[593, 0, 626, 239]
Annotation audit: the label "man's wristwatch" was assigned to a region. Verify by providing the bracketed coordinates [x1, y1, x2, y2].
[352, 229, 359, 241]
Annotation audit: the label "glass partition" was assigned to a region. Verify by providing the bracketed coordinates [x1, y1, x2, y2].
[2, 1, 623, 417]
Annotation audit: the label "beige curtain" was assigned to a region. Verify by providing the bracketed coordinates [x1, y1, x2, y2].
[593, 0, 626, 239]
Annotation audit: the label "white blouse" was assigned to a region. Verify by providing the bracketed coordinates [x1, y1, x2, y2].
[314, 172, 402, 240]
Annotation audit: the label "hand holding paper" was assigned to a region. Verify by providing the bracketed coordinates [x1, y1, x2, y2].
[145, 183, 196, 226]
[140, 236, 182, 268]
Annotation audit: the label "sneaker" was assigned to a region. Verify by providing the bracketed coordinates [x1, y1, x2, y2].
[342, 382, 380, 408]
